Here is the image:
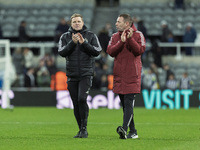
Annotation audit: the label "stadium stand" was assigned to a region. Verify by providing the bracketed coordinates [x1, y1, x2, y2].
[0, 0, 200, 91]
[119, 0, 200, 36]
[0, 0, 199, 38]
[0, 0, 95, 38]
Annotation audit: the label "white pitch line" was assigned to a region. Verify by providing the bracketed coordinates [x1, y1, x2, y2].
[0, 122, 200, 126]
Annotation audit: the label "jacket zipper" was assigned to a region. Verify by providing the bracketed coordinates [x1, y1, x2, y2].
[135, 60, 138, 78]
[78, 44, 81, 77]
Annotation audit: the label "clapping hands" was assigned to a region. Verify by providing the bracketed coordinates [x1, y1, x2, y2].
[121, 28, 134, 42]
[72, 33, 85, 44]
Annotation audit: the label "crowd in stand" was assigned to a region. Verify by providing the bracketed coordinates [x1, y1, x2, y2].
[142, 63, 194, 90]
[8, 17, 195, 91]
[1, 1, 197, 91]
[12, 47, 58, 88]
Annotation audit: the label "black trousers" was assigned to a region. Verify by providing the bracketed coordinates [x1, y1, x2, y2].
[67, 76, 93, 130]
[119, 94, 136, 132]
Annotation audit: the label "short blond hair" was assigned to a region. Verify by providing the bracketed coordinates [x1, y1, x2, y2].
[70, 13, 83, 22]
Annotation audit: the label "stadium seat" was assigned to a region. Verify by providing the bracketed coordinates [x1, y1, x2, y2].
[37, 16, 49, 23]
[48, 16, 59, 24]
[27, 16, 38, 24]
[38, 9, 50, 16]
[2, 24, 15, 31]
[120, 8, 131, 14]
[142, 8, 153, 15]
[35, 24, 47, 31]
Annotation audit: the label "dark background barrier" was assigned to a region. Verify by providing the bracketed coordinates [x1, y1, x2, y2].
[11, 91, 57, 106]
[1, 89, 199, 109]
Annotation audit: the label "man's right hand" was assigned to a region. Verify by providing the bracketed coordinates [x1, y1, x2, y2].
[121, 30, 126, 42]
[72, 33, 79, 44]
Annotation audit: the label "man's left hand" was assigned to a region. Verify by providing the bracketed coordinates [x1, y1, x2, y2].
[127, 28, 134, 39]
[77, 33, 85, 44]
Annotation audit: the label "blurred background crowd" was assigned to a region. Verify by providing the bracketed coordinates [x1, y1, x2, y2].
[0, 0, 200, 91]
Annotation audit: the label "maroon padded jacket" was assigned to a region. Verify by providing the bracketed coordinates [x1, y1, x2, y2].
[107, 24, 146, 94]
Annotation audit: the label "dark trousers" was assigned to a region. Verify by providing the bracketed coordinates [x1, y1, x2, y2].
[67, 76, 93, 130]
[185, 47, 192, 55]
[119, 94, 136, 132]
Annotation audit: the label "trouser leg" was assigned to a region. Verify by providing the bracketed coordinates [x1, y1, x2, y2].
[78, 76, 92, 129]
[129, 100, 136, 132]
[67, 81, 81, 130]
[119, 94, 136, 132]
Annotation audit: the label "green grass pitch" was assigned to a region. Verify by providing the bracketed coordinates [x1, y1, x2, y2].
[0, 107, 200, 150]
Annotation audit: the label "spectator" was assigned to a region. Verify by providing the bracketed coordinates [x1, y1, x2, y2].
[23, 47, 34, 73]
[174, 0, 185, 9]
[143, 68, 158, 90]
[18, 20, 29, 42]
[96, 51, 107, 68]
[161, 20, 172, 42]
[180, 72, 193, 89]
[102, 24, 115, 74]
[50, 70, 68, 91]
[160, 20, 173, 55]
[105, 22, 115, 37]
[163, 64, 174, 82]
[132, 16, 139, 29]
[165, 74, 178, 90]
[92, 62, 103, 89]
[46, 57, 57, 76]
[150, 62, 160, 87]
[166, 32, 178, 55]
[150, 39, 162, 68]
[183, 22, 197, 55]
[24, 67, 36, 87]
[98, 27, 110, 53]
[36, 60, 51, 87]
[137, 20, 147, 39]
[54, 17, 69, 43]
[40, 52, 55, 66]
[12, 47, 24, 87]
[100, 74, 108, 91]
[102, 23, 115, 75]
[0, 25, 3, 39]
[100, 64, 109, 91]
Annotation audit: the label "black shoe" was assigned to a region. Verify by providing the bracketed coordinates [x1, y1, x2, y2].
[73, 130, 81, 138]
[127, 130, 139, 139]
[116, 126, 127, 139]
[79, 127, 88, 138]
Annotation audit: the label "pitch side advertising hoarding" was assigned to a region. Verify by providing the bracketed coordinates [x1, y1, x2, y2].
[56, 89, 200, 109]
[1, 89, 200, 109]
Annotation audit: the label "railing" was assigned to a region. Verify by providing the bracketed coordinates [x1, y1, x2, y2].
[9, 42, 200, 59]
[158, 42, 200, 60]
[10, 42, 56, 57]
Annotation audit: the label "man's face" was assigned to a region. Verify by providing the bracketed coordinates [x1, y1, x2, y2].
[115, 17, 127, 32]
[186, 26, 191, 31]
[71, 17, 84, 31]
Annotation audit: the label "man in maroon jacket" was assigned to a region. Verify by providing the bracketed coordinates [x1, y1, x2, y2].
[107, 14, 146, 139]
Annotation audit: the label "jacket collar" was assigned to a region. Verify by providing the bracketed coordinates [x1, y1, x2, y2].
[69, 25, 88, 33]
[118, 24, 137, 35]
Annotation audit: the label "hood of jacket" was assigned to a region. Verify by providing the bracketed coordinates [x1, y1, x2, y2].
[131, 23, 137, 31]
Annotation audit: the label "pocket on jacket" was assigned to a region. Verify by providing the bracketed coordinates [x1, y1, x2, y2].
[113, 60, 120, 76]
[124, 60, 138, 83]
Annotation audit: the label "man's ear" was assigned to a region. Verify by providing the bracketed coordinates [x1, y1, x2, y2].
[125, 21, 130, 27]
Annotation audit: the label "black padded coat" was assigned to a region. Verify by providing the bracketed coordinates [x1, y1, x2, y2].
[58, 25, 102, 78]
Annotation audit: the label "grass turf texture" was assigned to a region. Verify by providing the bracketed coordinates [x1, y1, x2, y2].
[0, 107, 200, 150]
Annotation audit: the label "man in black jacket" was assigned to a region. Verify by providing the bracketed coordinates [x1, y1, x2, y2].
[58, 13, 102, 138]
[18, 20, 29, 42]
